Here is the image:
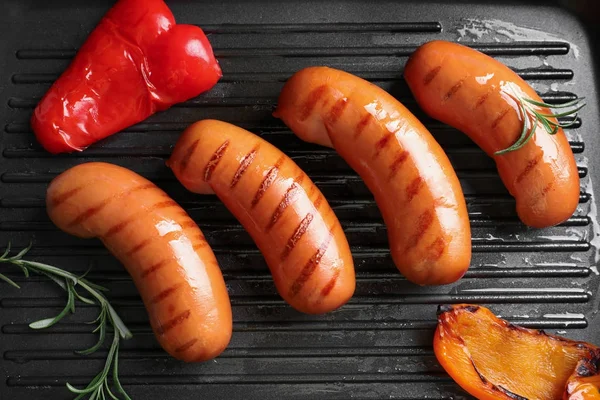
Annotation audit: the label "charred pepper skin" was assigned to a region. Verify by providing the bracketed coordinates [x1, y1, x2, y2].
[31, 0, 222, 154]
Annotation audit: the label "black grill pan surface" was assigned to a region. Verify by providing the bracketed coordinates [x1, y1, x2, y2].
[1, 0, 599, 399]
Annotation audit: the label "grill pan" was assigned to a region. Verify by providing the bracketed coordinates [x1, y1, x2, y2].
[1, 0, 599, 398]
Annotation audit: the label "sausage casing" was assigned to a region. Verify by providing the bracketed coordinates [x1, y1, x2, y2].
[47, 162, 232, 362]
[167, 120, 355, 314]
[274, 66, 471, 285]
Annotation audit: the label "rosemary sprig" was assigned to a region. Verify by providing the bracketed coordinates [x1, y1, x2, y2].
[0, 243, 132, 400]
[494, 95, 586, 155]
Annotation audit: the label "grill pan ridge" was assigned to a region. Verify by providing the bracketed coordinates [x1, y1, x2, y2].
[0, 1, 599, 399]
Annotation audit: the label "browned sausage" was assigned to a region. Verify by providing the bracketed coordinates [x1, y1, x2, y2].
[46, 162, 232, 362]
[274, 66, 472, 285]
[167, 119, 355, 314]
[404, 40, 580, 228]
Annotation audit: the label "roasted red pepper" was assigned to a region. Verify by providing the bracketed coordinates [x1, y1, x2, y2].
[31, 0, 222, 154]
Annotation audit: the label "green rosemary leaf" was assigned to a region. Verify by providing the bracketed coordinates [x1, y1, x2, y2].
[89, 388, 100, 400]
[537, 112, 555, 135]
[0, 272, 20, 289]
[0, 242, 12, 259]
[73, 288, 96, 305]
[105, 378, 119, 400]
[78, 317, 107, 355]
[538, 103, 586, 119]
[68, 370, 106, 394]
[113, 345, 132, 400]
[81, 278, 110, 292]
[18, 260, 78, 284]
[543, 118, 561, 127]
[19, 264, 30, 278]
[68, 370, 104, 396]
[519, 114, 539, 148]
[107, 303, 133, 339]
[498, 114, 538, 155]
[10, 262, 29, 278]
[29, 282, 75, 329]
[68, 281, 76, 313]
[78, 266, 93, 280]
[495, 101, 531, 155]
[558, 115, 581, 129]
[29, 315, 65, 330]
[8, 242, 33, 261]
[73, 392, 88, 400]
[37, 270, 67, 290]
[522, 97, 584, 109]
[93, 321, 104, 334]
[92, 309, 107, 333]
[87, 307, 106, 326]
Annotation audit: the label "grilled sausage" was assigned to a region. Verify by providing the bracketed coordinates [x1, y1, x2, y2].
[167, 120, 355, 314]
[46, 162, 232, 362]
[274, 66, 471, 285]
[404, 40, 580, 228]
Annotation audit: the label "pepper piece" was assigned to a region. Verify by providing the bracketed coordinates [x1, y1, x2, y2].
[435, 304, 599, 400]
[31, 0, 222, 154]
[565, 349, 600, 400]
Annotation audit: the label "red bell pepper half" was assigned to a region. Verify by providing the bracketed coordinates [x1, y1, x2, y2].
[31, 0, 222, 154]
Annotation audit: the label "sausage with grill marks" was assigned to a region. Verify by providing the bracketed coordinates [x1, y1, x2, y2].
[46, 162, 232, 362]
[404, 40, 579, 228]
[167, 119, 355, 314]
[274, 66, 471, 285]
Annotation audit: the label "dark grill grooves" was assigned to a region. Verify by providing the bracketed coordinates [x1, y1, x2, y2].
[1, 3, 598, 399]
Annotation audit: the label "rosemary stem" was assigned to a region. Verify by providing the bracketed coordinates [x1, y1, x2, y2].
[495, 94, 585, 154]
[0, 244, 132, 399]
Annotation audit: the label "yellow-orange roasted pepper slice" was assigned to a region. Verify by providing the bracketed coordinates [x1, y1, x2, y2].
[435, 304, 599, 400]
[565, 350, 600, 400]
